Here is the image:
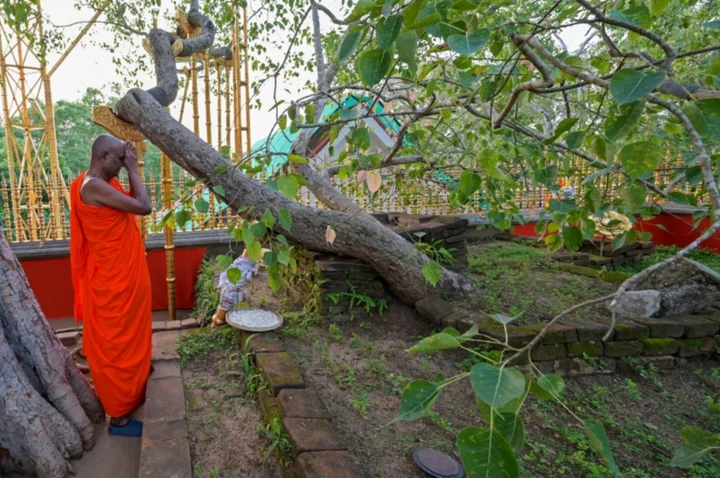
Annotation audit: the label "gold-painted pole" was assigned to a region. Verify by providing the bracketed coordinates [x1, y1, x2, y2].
[216, 61, 222, 150]
[36, 3, 65, 238]
[16, 31, 38, 242]
[2, 179, 12, 240]
[241, 6, 252, 155]
[225, 65, 231, 148]
[178, 69, 191, 123]
[0, 28, 23, 241]
[134, 140, 148, 241]
[231, 16, 241, 162]
[203, 50, 212, 146]
[191, 55, 199, 136]
[161, 107, 176, 320]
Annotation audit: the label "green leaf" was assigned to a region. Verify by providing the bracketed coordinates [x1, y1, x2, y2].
[456, 427, 519, 478]
[212, 185, 226, 197]
[246, 241, 262, 262]
[604, 100, 646, 142]
[488, 312, 522, 326]
[566, 131, 586, 149]
[639, 231, 653, 241]
[610, 69, 666, 104]
[355, 49, 393, 86]
[410, 10, 441, 31]
[494, 413, 526, 453]
[544, 118, 579, 144]
[397, 380, 440, 420]
[408, 333, 462, 354]
[612, 232, 627, 251]
[194, 198, 209, 214]
[470, 363, 525, 409]
[251, 222, 267, 238]
[619, 142, 663, 179]
[532, 374, 566, 401]
[261, 210, 275, 228]
[648, 0, 670, 16]
[403, 0, 427, 27]
[685, 99, 720, 143]
[263, 251, 278, 267]
[422, 262, 442, 286]
[216, 254, 232, 270]
[583, 420, 620, 475]
[562, 227, 583, 251]
[582, 168, 612, 185]
[288, 154, 308, 164]
[621, 185, 647, 211]
[685, 166, 703, 187]
[269, 275, 282, 292]
[447, 29, 490, 55]
[226, 267, 241, 285]
[535, 165, 558, 187]
[279, 115, 287, 130]
[278, 246, 291, 266]
[396, 30, 417, 73]
[545, 234, 564, 252]
[377, 14, 403, 49]
[277, 176, 299, 199]
[242, 226, 254, 247]
[338, 27, 363, 63]
[346, 0, 376, 22]
[459, 170, 482, 195]
[175, 209, 192, 228]
[670, 426, 720, 469]
[350, 127, 372, 150]
[278, 209, 292, 231]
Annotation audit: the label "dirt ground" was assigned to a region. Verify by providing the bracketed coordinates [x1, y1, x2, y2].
[282, 302, 720, 477]
[183, 348, 282, 478]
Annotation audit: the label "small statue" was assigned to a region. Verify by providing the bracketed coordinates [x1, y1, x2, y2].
[210, 249, 259, 327]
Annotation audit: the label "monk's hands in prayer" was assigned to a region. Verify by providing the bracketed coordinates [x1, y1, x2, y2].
[123, 141, 139, 172]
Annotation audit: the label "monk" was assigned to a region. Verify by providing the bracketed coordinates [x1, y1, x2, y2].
[70, 135, 153, 437]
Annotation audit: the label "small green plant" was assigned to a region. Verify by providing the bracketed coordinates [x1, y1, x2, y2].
[328, 323, 344, 341]
[260, 414, 292, 468]
[624, 379, 642, 401]
[413, 236, 456, 265]
[326, 285, 388, 317]
[176, 327, 237, 368]
[191, 260, 221, 326]
[349, 388, 370, 419]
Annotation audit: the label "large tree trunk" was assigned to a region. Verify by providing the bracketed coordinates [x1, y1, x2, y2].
[113, 3, 473, 305]
[0, 227, 105, 478]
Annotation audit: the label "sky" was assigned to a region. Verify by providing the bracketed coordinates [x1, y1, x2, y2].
[39, 0, 590, 145]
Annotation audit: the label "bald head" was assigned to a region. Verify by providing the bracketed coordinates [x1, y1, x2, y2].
[91, 135, 124, 161]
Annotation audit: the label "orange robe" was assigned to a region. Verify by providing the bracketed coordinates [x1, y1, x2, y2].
[70, 172, 152, 418]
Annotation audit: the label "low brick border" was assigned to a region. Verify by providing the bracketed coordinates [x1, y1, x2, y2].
[138, 330, 192, 478]
[239, 331, 365, 478]
[415, 297, 720, 375]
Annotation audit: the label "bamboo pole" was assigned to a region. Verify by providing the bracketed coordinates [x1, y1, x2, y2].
[2, 179, 12, 240]
[204, 50, 212, 146]
[241, 6, 252, 157]
[134, 141, 148, 241]
[225, 65, 231, 148]
[231, 14, 242, 162]
[161, 123, 176, 321]
[16, 30, 38, 242]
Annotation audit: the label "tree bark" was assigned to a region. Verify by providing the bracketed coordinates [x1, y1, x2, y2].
[113, 3, 473, 305]
[0, 227, 104, 478]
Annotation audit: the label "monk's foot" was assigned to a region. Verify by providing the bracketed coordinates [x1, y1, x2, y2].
[108, 417, 143, 437]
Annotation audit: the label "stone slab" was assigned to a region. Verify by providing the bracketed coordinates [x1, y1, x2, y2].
[283, 418, 346, 455]
[640, 338, 679, 356]
[152, 321, 167, 333]
[277, 389, 329, 419]
[166, 320, 182, 331]
[145, 377, 186, 423]
[256, 352, 305, 397]
[139, 437, 192, 478]
[674, 315, 720, 338]
[296, 451, 364, 478]
[149, 360, 182, 380]
[604, 341, 643, 358]
[258, 388, 278, 423]
[143, 419, 189, 446]
[678, 337, 718, 357]
[57, 331, 80, 346]
[567, 341, 604, 357]
[180, 318, 199, 330]
[152, 330, 181, 361]
[595, 319, 649, 340]
[531, 344, 567, 361]
[631, 317, 685, 338]
[241, 332, 286, 354]
[559, 318, 611, 342]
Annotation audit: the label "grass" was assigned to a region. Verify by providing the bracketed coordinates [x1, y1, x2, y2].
[191, 260, 220, 326]
[611, 245, 720, 275]
[176, 327, 238, 368]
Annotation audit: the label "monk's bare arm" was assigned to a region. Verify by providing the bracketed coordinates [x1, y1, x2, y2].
[83, 180, 152, 215]
[123, 142, 151, 206]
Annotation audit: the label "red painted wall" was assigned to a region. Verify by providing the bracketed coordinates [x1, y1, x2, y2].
[20, 247, 206, 320]
[511, 213, 720, 252]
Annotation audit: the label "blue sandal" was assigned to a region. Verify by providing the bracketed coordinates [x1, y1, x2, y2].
[108, 418, 143, 437]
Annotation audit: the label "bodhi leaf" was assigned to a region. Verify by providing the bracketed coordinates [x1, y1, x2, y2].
[422, 262, 442, 286]
[447, 29, 490, 55]
[494, 413, 526, 453]
[544, 118, 579, 144]
[670, 426, 720, 469]
[396, 30, 417, 73]
[246, 241, 262, 262]
[408, 333, 462, 354]
[619, 142, 663, 179]
[456, 427, 520, 478]
[530, 374, 566, 401]
[376, 14, 403, 49]
[355, 49, 393, 86]
[226, 267, 241, 285]
[194, 198, 209, 214]
[397, 380, 441, 420]
[621, 185, 647, 211]
[604, 100, 646, 142]
[562, 226, 583, 251]
[584, 420, 621, 475]
[338, 27, 363, 63]
[684, 99, 720, 143]
[278, 209, 292, 231]
[470, 363, 526, 409]
[459, 170, 482, 196]
[610, 69, 666, 104]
